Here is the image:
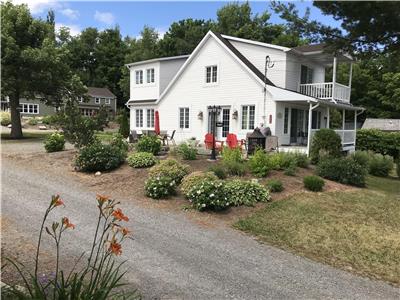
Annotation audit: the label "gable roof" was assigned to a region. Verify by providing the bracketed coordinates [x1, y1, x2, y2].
[221, 34, 291, 52]
[87, 87, 115, 98]
[125, 55, 189, 68]
[362, 118, 400, 131]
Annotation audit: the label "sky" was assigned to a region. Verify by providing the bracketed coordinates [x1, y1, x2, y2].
[14, 1, 341, 38]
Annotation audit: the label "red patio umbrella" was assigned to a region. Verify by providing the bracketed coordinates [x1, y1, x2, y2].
[154, 110, 160, 135]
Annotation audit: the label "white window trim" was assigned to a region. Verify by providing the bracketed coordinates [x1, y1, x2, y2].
[105, 98, 111, 105]
[95, 97, 100, 104]
[204, 64, 219, 86]
[240, 105, 256, 131]
[135, 70, 144, 85]
[179, 107, 190, 130]
[146, 108, 155, 128]
[135, 109, 144, 128]
[146, 68, 155, 84]
[20, 103, 39, 115]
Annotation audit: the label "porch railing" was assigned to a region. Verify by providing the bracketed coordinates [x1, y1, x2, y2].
[309, 129, 356, 146]
[299, 82, 351, 103]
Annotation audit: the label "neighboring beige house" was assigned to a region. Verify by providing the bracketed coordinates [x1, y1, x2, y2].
[1, 87, 117, 117]
[362, 118, 400, 132]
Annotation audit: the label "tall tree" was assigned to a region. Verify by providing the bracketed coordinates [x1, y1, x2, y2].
[1, 1, 86, 138]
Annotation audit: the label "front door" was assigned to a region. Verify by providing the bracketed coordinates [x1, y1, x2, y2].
[208, 107, 230, 140]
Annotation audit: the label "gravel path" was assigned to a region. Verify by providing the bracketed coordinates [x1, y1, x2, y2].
[2, 153, 400, 299]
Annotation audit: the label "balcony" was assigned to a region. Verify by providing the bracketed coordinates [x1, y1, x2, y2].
[299, 82, 351, 103]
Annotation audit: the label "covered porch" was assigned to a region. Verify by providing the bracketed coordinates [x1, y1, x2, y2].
[275, 99, 364, 155]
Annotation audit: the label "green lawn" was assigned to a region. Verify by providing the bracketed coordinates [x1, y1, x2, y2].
[235, 176, 400, 284]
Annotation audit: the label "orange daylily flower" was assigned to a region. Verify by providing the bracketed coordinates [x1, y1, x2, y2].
[96, 194, 110, 205]
[121, 227, 131, 236]
[54, 195, 64, 207]
[109, 240, 122, 255]
[62, 217, 75, 229]
[112, 208, 129, 222]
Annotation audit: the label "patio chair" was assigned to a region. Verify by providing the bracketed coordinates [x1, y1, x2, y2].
[165, 130, 176, 146]
[204, 133, 224, 151]
[265, 135, 279, 152]
[226, 133, 246, 149]
[129, 130, 138, 143]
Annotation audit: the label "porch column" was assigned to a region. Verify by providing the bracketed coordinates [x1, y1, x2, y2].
[342, 109, 345, 144]
[326, 106, 330, 128]
[354, 110, 357, 146]
[348, 63, 353, 90]
[306, 102, 319, 156]
[332, 56, 337, 102]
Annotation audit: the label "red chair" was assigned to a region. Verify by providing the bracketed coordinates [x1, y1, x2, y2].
[226, 133, 246, 149]
[204, 133, 224, 150]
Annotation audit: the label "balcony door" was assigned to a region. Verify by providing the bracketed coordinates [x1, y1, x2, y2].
[300, 65, 314, 84]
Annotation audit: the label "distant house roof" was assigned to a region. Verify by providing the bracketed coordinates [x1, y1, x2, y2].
[362, 118, 400, 131]
[87, 87, 116, 98]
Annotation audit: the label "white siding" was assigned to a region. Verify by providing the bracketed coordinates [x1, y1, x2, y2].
[229, 40, 288, 88]
[156, 37, 276, 143]
[129, 62, 160, 101]
[159, 58, 187, 94]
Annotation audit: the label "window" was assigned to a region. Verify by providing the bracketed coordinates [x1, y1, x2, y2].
[312, 111, 322, 129]
[95, 97, 100, 104]
[205, 65, 218, 83]
[179, 107, 189, 129]
[241, 105, 255, 130]
[283, 107, 289, 134]
[80, 108, 96, 117]
[135, 70, 143, 84]
[300, 65, 314, 84]
[20, 103, 39, 114]
[147, 109, 154, 127]
[105, 98, 111, 105]
[146, 68, 155, 83]
[78, 96, 83, 103]
[135, 109, 143, 127]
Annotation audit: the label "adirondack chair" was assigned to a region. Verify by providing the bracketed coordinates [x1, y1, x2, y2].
[204, 133, 224, 150]
[226, 133, 246, 149]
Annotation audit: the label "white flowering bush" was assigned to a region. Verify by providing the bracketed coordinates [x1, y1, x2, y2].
[145, 176, 177, 199]
[187, 180, 230, 211]
[225, 179, 271, 206]
[127, 152, 157, 168]
[180, 171, 218, 197]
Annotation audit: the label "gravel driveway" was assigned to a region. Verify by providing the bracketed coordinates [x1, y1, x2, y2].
[1, 144, 400, 299]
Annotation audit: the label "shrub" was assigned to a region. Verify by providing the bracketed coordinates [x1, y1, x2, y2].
[145, 175, 176, 199]
[187, 180, 230, 211]
[0, 111, 11, 126]
[248, 149, 271, 177]
[223, 161, 246, 176]
[148, 159, 189, 184]
[317, 157, 367, 187]
[177, 143, 197, 160]
[127, 152, 156, 168]
[292, 152, 309, 168]
[221, 147, 243, 164]
[268, 152, 285, 170]
[396, 160, 400, 178]
[208, 164, 227, 179]
[225, 179, 270, 206]
[118, 110, 130, 138]
[44, 132, 65, 152]
[350, 150, 370, 169]
[110, 133, 129, 155]
[136, 135, 161, 155]
[369, 153, 394, 177]
[303, 175, 325, 192]
[41, 114, 59, 125]
[266, 179, 284, 192]
[94, 105, 109, 131]
[75, 142, 125, 172]
[356, 129, 400, 160]
[283, 162, 297, 176]
[310, 128, 342, 164]
[27, 117, 38, 126]
[180, 171, 218, 197]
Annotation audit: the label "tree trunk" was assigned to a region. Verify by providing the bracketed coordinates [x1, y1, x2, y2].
[10, 95, 23, 139]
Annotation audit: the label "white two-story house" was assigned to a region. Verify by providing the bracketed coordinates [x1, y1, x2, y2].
[126, 30, 363, 154]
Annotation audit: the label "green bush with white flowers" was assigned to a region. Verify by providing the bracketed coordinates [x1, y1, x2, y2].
[187, 180, 230, 211]
[148, 159, 189, 184]
[145, 175, 177, 199]
[127, 152, 157, 168]
[180, 171, 218, 197]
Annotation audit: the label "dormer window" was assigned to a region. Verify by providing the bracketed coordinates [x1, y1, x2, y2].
[205, 65, 218, 83]
[135, 70, 143, 84]
[146, 68, 155, 83]
[95, 97, 100, 104]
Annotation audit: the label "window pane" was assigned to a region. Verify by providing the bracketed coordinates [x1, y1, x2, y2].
[151, 69, 154, 82]
[212, 66, 217, 82]
[179, 108, 184, 128]
[185, 108, 189, 129]
[206, 67, 211, 83]
[222, 109, 230, 137]
[284, 108, 289, 134]
[242, 106, 248, 130]
[249, 106, 255, 129]
[139, 71, 143, 84]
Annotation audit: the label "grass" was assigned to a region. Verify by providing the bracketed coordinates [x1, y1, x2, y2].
[235, 176, 400, 284]
[95, 131, 115, 143]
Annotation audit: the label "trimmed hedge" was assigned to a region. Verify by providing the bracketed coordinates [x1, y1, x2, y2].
[303, 176, 325, 192]
[310, 128, 342, 164]
[127, 152, 157, 168]
[44, 132, 65, 152]
[225, 179, 270, 206]
[356, 129, 400, 160]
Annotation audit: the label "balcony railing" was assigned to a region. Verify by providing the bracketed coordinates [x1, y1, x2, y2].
[310, 129, 356, 146]
[299, 82, 351, 103]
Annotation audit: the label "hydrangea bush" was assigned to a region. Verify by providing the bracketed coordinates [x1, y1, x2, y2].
[187, 180, 230, 211]
[127, 152, 157, 168]
[225, 179, 270, 206]
[180, 171, 218, 197]
[145, 176, 177, 199]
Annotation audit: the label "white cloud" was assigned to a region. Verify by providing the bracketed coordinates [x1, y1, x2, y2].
[60, 8, 79, 20]
[12, 0, 62, 15]
[94, 11, 115, 25]
[55, 23, 81, 37]
[156, 27, 167, 39]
